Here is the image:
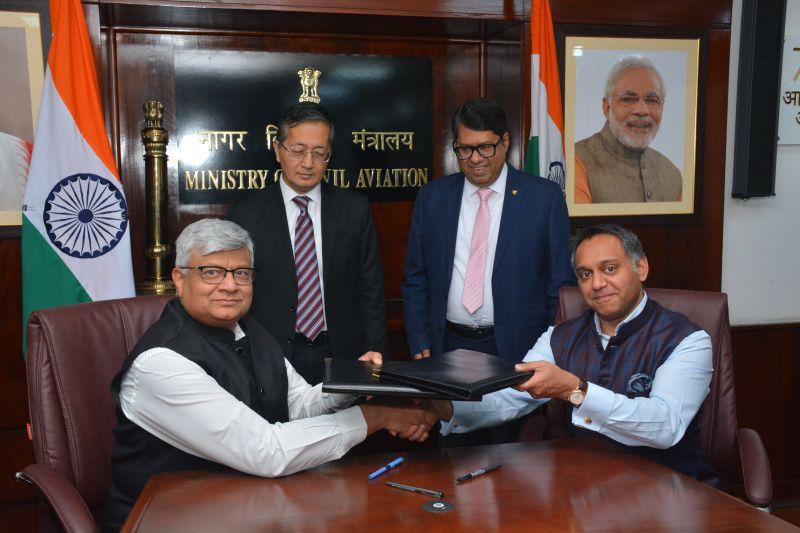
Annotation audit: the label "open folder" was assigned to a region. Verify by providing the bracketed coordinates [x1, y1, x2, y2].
[322, 349, 532, 401]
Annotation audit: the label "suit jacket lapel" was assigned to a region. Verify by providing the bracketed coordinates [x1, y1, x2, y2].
[445, 175, 464, 282]
[320, 183, 340, 285]
[264, 184, 296, 282]
[493, 166, 524, 271]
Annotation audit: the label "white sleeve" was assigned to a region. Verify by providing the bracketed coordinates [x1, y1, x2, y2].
[571, 330, 713, 448]
[283, 359, 358, 419]
[119, 347, 368, 478]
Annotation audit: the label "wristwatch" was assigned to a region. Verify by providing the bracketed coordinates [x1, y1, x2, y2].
[568, 378, 588, 407]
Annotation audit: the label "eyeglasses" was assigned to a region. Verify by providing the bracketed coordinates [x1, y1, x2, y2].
[452, 138, 504, 160]
[610, 92, 663, 109]
[278, 142, 331, 164]
[180, 266, 257, 285]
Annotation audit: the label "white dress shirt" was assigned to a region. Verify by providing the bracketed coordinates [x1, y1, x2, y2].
[279, 178, 327, 329]
[441, 294, 714, 449]
[446, 164, 508, 327]
[119, 323, 367, 478]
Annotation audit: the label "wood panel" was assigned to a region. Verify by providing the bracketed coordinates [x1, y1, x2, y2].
[732, 323, 800, 498]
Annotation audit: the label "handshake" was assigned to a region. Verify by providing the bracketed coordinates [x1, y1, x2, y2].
[355, 351, 453, 442]
[359, 399, 453, 443]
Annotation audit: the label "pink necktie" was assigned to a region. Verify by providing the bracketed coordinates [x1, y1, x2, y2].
[462, 188, 494, 314]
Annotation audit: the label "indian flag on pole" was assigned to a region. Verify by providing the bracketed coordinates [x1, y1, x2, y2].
[524, 0, 566, 193]
[22, 0, 134, 329]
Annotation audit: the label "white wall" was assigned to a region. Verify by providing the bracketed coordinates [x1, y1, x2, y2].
[721, 0, 800, 325]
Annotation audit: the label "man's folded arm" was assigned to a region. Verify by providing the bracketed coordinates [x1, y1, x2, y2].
[572, 330, 713, 449]
[119, 348, 367, 479]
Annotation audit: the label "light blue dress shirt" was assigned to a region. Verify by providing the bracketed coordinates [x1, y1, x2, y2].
[441, 294, 713, 449]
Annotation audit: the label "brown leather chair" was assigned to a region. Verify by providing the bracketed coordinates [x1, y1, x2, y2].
[547, 287, 773, 509]
[18, 295, 173, 532]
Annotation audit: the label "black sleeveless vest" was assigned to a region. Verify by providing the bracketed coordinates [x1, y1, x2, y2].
[549, 298, 716, 482]
[103, 299, 290, 531]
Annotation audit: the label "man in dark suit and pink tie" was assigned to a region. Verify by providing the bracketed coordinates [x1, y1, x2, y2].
[402, 98, 574, 444]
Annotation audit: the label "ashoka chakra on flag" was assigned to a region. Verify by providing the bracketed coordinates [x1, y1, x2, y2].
[43, 173, 129, 259]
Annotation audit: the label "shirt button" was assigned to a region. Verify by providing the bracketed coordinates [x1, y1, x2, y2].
[289, 306, 296, 313]
[584, 417, 593, 425]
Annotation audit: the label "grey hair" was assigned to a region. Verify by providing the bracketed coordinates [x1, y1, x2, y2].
[604, 56, 666, 100]
[570, 224, 646, 274]
[175, 218, 254, 267]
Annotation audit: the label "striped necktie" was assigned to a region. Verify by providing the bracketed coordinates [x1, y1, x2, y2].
[292, 196, 325, 340]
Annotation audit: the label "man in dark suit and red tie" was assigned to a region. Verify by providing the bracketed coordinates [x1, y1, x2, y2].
[228, 103, 388, 385]
[402, 98, 574, 444]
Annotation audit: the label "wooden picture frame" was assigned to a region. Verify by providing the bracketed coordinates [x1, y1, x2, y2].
[0, 9, 44, 227]
[562, 35, 700, 217]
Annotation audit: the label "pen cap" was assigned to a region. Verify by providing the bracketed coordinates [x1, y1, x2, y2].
[388, 457, 404, 468]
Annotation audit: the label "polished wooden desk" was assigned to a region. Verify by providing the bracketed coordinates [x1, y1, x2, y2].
[122, 440, 794, 532]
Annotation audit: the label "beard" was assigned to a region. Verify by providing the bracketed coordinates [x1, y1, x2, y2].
[607, 110, 659, 150]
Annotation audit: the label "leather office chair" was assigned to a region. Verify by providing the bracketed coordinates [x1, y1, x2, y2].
[545, 287, 773, 510]
[18, 295, 173, 532]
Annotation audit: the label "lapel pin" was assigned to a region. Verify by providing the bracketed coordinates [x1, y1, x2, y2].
[512, 189, 518, 196]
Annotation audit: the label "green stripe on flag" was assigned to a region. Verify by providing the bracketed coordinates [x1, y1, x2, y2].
[524, 136, 540, 175]
[22, 216, 91, 351]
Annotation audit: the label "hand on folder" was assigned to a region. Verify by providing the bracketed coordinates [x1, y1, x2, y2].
[358, 351, 383, 366]
[513, 360, 580, 401]
[412, 348, 430, 360]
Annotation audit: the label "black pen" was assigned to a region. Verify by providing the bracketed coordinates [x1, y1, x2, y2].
[456, 464, 502, 483]
[386, 481, 444, 499]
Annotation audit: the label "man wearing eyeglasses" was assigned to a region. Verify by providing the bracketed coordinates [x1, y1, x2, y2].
[105, 218, 434, 531]
[228, 102, 387, 385]
[574, 56, 682, 204]
[402, 98, 574, 445]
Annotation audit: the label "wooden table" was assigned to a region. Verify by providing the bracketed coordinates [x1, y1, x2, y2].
[122, 439, 795, 532]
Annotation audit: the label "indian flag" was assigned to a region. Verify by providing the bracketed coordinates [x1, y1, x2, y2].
[524, 0, 565, 193]
[22, 0, 134, 329]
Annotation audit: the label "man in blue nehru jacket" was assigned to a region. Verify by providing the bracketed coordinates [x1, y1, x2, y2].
[430, 224, 716, 481]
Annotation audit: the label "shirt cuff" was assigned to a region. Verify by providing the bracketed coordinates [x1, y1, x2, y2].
[334, 406, 369, 449]
[571, 382, 614, 432]
[439, 401, 468, 436]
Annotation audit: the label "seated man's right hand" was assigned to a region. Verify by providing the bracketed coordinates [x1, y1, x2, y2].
[360, 403, 438, 442]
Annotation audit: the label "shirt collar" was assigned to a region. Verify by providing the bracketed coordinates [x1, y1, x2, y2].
[279, 177, 322, 207]
[593, 291, 648, 339]
[463, 163, 508, 198]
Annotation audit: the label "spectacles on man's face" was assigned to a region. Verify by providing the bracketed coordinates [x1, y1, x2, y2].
[277, 141, 331, 164]
[452, 138, 504, 160]
[180, 266, 257, 285]
[610, 91, 663, 109]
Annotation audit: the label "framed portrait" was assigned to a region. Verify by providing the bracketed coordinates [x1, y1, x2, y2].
[0, 9, 44, 226]
[563, 36, 700, 217]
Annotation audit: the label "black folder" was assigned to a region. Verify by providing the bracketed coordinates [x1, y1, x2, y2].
[322, 359, 459, 399]
[322, 350, 531, 401]
[378, 349, 532, 400]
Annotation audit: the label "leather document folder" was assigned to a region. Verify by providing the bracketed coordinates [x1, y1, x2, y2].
[322, 350, 531, 401]
[377, 349, 532, 400]
[322, 359, 459, 399]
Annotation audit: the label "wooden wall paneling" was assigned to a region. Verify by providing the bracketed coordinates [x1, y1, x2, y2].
[732, 324, 800, 498]
[484, 39, 524, 167]
[0, 238, 34, 505]
[551, 0, 731, 28]
[96, 0, 527, 20]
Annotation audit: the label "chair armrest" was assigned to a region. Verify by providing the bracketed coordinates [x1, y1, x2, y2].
[736, 427, 773, 508]
[17, 463, 97, 533]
